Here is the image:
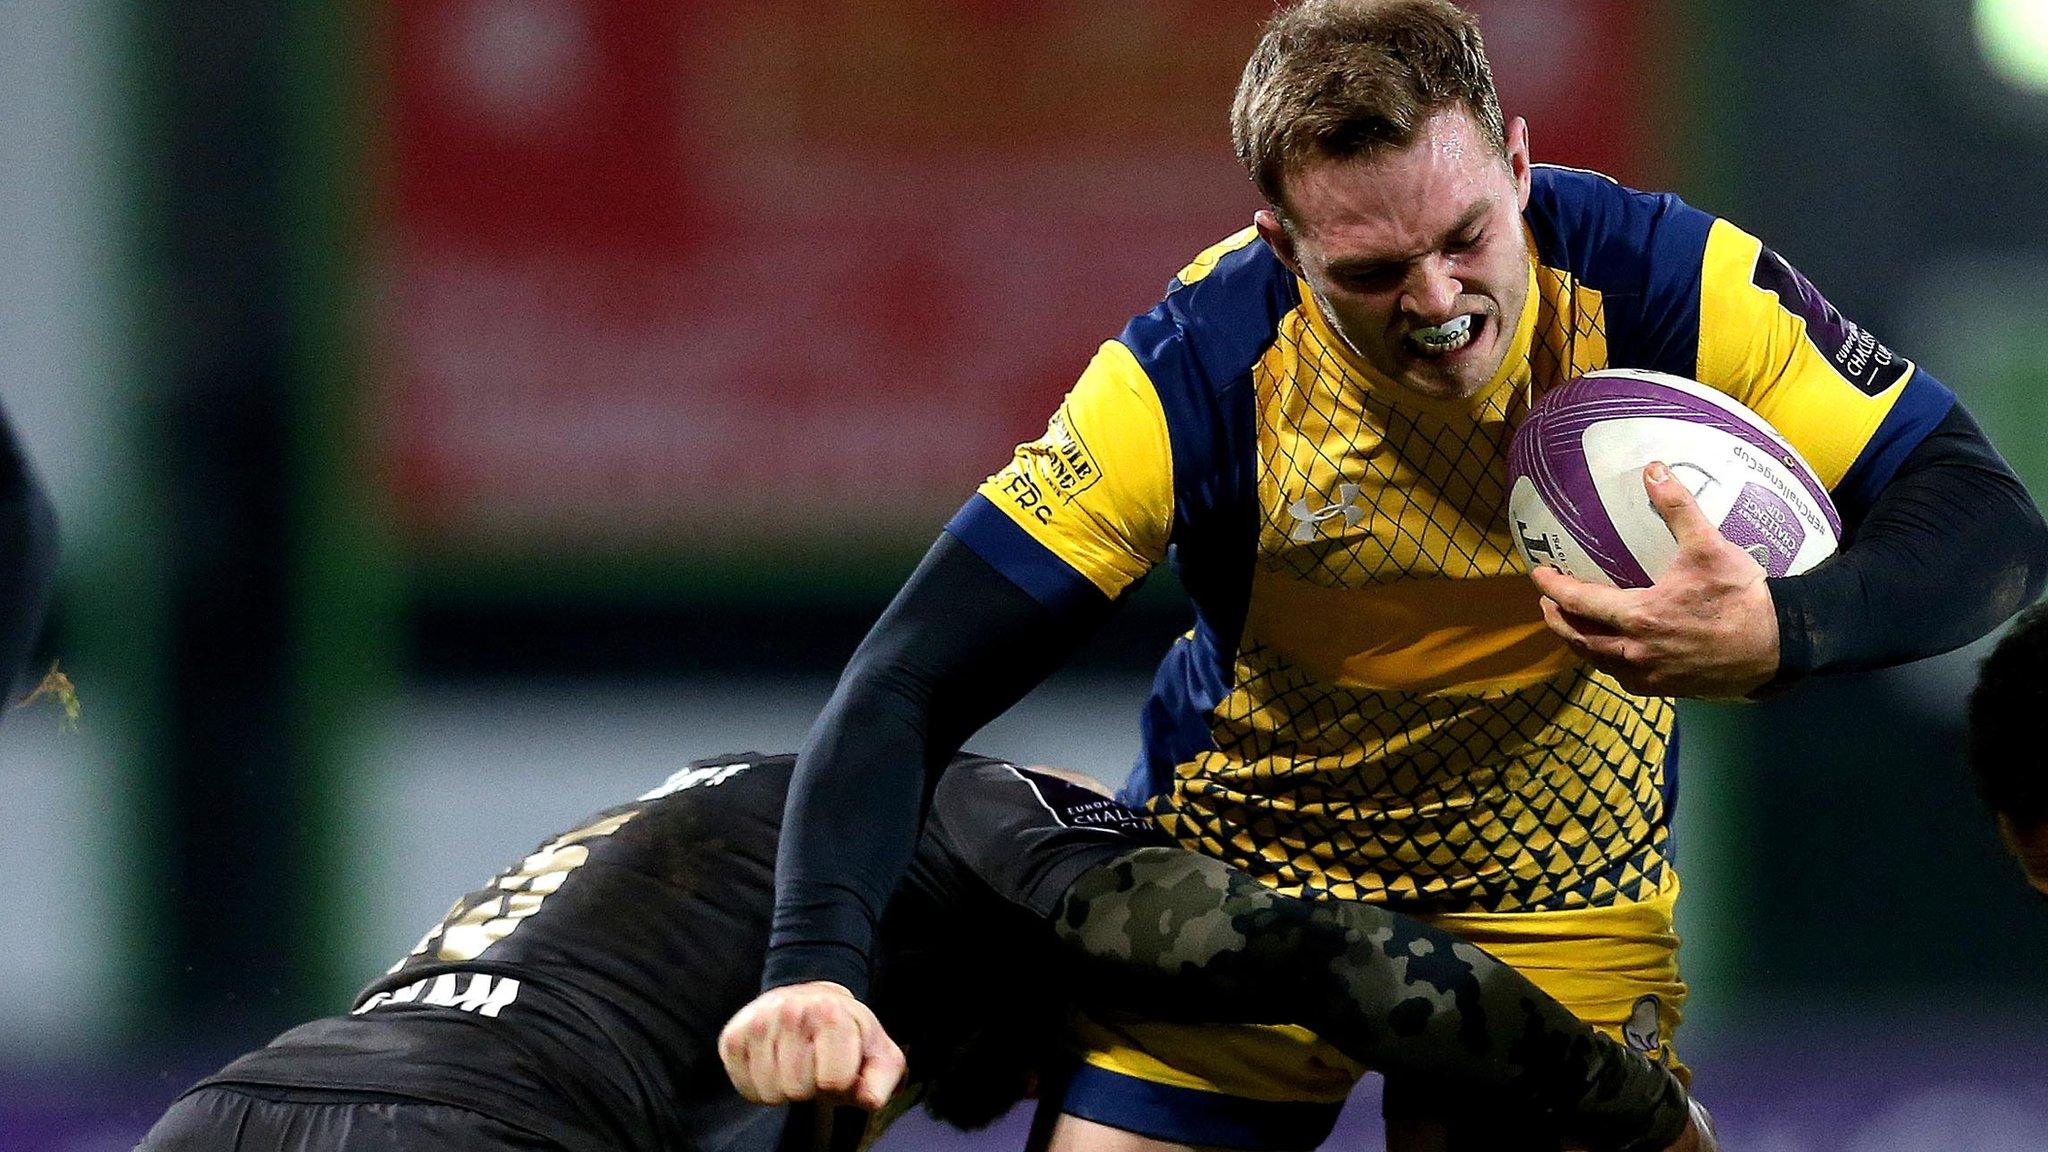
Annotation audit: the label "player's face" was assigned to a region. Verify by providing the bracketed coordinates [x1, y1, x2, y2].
[1257, 109, 1534, 403]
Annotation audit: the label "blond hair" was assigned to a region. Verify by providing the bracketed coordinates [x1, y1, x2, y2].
[1230, 0, 1506, 214]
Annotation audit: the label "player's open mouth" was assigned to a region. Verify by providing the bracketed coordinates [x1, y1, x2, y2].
[1406, 313, 1481, 357]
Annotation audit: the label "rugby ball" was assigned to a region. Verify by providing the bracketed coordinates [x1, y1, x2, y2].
[1506, 369, 1840, 588]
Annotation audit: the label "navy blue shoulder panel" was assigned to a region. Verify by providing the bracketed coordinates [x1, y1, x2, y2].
[1114, 237, 1293, 800]
[1525, 165, 1715, 380]
[1114, 237, 1289, 643]
[1118, 238, 1294, 531]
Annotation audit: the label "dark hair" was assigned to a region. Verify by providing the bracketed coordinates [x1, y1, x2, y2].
[914, 1007, 1063, 1130]
[1967, 601, 2048, 824]
[1230, 0, 1507, 215]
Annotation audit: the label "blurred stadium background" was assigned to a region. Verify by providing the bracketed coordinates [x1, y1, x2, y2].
[5, 1, 2048, 1148]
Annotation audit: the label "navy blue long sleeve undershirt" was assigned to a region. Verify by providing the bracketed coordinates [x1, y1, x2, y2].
[1766, 402, 2048, 688]
[764, 536, 1111, 995]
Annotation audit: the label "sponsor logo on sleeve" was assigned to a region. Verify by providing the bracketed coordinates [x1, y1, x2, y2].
[1825, 321, 1912, 397]
[999, 468, 1055, 525]
[996, 405, 1105, 528]
[1043, 407, 1104, 503]
[1751, 246, 1913, 397]
[1013, 767, 1160, 837]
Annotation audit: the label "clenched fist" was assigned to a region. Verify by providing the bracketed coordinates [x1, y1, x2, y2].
[717, 981, 906, 1111]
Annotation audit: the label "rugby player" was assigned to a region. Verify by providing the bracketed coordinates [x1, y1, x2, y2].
[0, 394, 58, 702]
[734, 1, 2048, 1147]
[138, 752, 1709, 1152]
[1969, 604, 2048, 898]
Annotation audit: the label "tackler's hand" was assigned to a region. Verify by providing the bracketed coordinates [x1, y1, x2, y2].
[1529, 462, 1780, 699]
[718, 981, 905, 1111]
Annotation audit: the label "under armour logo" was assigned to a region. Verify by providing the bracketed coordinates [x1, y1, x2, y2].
[1622, 994, 1665, 1061]
[1286, 484, 1367, 542]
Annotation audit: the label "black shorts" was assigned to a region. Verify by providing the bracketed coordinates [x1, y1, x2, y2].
[137, 1085, 570, 1152]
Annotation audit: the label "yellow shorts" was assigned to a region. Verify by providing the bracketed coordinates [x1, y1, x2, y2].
[1059, 871, 1688, 1149]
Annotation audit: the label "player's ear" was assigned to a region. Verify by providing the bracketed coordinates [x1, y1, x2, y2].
[1506, 116, 1532, 210]
[1255, 208, 1303, 277]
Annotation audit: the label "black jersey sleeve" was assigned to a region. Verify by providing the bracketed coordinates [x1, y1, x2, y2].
[924, 758, 1174, 919]
[1053, 849, 1691, 1152]
[1764, 402, 2048, 690]
[0, 400, 58, 698]
[765, 532, 1114, 996]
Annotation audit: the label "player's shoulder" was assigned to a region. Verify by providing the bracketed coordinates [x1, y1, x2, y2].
[1156, 225, 1298, 338]
[928, 751, 1027, 811]
[616, 752, 796, 839]
[1166, 226, 1278, 293]
[1524, 164, 1716, 294]
[1120, 227, 1298, 394]
[634, 752, 793, 804]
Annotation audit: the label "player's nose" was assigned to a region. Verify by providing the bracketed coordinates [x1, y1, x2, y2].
[1400, 257, 1463, 321]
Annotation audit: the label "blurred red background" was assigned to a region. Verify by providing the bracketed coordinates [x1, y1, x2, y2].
[378, 0, 1662, 545]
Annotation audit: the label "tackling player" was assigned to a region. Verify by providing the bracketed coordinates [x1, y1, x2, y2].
[138, 753, 1708, 1152]
[736, 0, 2048, 1147]
[1968, 603, 2048, 897]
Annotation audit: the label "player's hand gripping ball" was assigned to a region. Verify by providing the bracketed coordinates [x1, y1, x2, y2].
[1507, 369, 1840, 587]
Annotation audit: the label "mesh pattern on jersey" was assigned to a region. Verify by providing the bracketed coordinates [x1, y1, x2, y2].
[1530, 263, 1610, 396]
[1257, 268, 1604, 585]
[1258, 308, 1522, 586]
[1158, 265, 1671, 913]
[1152, 656, 1672, 913]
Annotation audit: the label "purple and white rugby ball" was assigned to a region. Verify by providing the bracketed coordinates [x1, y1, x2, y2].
[1507, 369, 1840, 588]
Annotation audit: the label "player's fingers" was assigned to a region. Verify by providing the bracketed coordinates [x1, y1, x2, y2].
[746, 1022, 787, 1104]
[852, 1039, 905, 1112]
[811, 1011, 864, 1096]
[1643, 462, 1718, 552]
[1545, 599, 1634, 670]
[1531, 564, 1634, 627]
[773, 1019, 818, 1103]
[852, 1011, 906, 1111]
[717, 1005, 765, 1100]
[1539, 596, 1591, 648]
[1556, 595, 1627, 637]
[1526, 561, 1573, 600]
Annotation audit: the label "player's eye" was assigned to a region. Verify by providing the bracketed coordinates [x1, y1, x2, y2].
[1336, 265, 1399, 290]
[1447, 229, 1484, 254]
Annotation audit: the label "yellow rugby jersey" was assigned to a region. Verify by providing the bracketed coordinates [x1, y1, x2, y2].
[945, 165, 1954, 913]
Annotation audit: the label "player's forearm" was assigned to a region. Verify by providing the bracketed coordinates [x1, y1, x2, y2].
[0, 407, 58, 697]
[768, 667, 936, 994]
[766, 533, 1109, 997]
[1766, 402, 2048, 688]
[1052, 849, 1691, 1152]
